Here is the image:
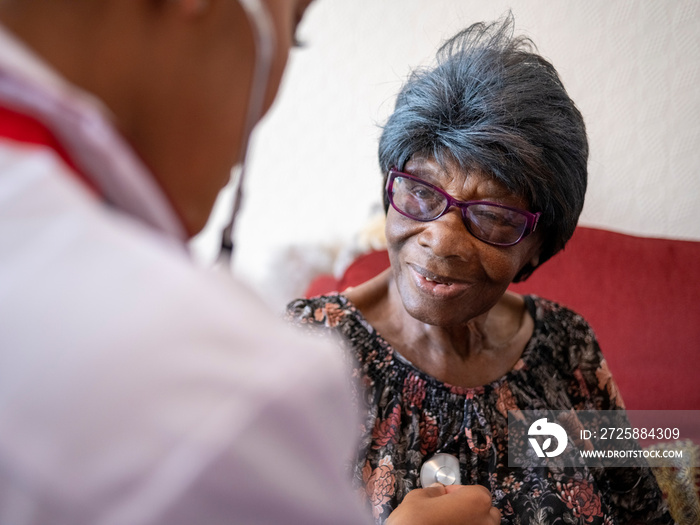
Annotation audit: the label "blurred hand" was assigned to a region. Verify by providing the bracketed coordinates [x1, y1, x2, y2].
[385, 483, 501, 525]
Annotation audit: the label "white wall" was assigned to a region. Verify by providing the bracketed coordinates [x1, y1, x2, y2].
[191, 0, 700, 307]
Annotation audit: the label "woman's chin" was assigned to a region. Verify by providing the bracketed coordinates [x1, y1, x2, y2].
[399, 294, 472, 328]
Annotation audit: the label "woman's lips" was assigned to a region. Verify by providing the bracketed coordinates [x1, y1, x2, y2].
[408, 263, 472, 298]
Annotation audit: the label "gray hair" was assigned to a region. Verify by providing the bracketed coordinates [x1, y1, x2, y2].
[378, 14, 588, 280]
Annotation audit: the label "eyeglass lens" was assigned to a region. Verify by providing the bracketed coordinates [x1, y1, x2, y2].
[389, 175, 529, 245]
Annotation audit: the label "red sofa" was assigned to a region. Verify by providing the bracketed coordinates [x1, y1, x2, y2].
[305, 226, 700, 411]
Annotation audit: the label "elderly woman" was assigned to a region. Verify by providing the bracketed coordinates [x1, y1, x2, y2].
[288, 17, 673, 525]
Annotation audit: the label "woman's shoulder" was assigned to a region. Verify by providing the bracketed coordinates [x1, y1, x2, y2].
[524, 295, 625, 408]
[285, 293, 360, 330]
[524, 295, 601, 369]
[287, 292, 342, 312]
[527, 294, 597, 341]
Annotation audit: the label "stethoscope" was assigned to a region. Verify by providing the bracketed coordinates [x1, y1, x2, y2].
[217, 0, 275, 266]
[420, 453, 462, 487]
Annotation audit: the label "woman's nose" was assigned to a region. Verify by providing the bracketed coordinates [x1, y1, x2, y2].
[416, 208, 476, 258]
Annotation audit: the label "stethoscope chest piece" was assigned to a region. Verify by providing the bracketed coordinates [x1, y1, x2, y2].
[420, 453, 462, 487]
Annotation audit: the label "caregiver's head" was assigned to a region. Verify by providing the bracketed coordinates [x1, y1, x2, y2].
[378, 16, 588, 313]
[0, 0, 313, 236]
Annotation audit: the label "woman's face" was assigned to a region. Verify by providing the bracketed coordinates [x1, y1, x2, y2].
[386, 155, 543, 327]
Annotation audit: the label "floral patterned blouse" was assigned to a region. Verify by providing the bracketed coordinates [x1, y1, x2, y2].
[286, 294, 674, 525]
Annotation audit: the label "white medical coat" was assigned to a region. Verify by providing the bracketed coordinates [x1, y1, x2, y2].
[0, 25, 369, 525]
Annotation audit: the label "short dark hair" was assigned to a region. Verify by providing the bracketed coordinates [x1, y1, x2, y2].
[378, 14, 588, 280]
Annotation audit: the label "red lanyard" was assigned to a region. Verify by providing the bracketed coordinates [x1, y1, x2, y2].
[0, 104, 98, 194]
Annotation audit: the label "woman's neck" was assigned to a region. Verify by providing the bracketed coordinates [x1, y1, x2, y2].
[346, 269, 534, 388]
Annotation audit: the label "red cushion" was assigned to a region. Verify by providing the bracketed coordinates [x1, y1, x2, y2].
[305, 227, 700, 410]
[304, 274, 343, 299]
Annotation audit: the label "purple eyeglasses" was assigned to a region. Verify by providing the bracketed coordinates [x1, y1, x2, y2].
[386, 168, 541, 247]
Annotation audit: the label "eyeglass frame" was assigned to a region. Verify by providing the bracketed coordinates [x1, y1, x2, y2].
[385, 168, 541, 247]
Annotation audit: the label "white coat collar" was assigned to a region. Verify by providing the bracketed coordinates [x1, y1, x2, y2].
[0, 24, 188, 242]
